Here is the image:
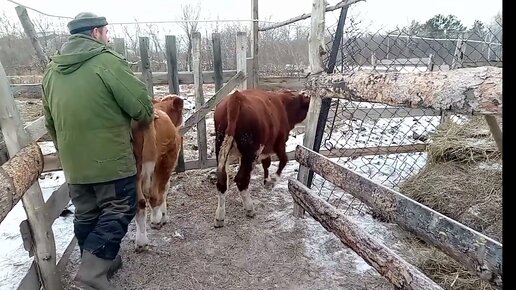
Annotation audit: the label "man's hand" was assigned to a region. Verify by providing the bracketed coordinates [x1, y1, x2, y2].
[154, 111, 160, 119]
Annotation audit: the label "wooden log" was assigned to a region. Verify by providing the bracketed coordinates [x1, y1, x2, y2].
[0, 60, 62, 290]
[288, 179, 444, 290]
[192, 32, 208, 168]
[236, 32, 247, 90]
[165, 35, 185, 173]
[294, 145, 503, 287]
[295, 0, 326, 217]
[0, 143, 43, 223]
[258, 0, 364, 31]
[306, 66, 502, 115]
[15, 6, 48, 72]
[139, 37, 154, 96]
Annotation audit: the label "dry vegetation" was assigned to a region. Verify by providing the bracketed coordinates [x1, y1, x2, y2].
[400, 115, 502, 290]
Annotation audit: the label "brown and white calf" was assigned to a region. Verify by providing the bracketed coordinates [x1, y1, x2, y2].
[131, 95, 183, 251]
[213, 89, 310, 227]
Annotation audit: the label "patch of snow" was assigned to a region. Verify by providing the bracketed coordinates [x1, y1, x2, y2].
[0, 170, 73, 290]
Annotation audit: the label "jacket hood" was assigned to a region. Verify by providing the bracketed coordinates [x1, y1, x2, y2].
[50, 34, 107, 74]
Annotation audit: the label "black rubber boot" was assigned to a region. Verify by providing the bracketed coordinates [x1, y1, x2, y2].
[75, 251, 121, 290]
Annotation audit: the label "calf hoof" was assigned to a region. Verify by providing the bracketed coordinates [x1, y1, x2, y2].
[245, 209, 256, 218]
[135, 244, 148, 253]
[214, 219, 225, 228]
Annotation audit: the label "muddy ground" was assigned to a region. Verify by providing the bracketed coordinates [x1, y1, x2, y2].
[60, 163, 402, 290]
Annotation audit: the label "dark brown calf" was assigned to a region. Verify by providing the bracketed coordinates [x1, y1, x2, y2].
[213, 89, 310, 227]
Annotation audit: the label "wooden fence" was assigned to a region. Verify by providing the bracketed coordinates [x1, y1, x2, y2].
[291, 0, 503, 288]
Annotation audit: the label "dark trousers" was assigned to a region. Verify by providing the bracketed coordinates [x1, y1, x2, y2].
[68, 175, 137, 260]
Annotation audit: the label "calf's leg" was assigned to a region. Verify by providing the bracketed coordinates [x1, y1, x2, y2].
[234, 154, 255, 218]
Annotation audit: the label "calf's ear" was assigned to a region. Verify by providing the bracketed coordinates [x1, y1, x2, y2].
[173, 97, 184, 111]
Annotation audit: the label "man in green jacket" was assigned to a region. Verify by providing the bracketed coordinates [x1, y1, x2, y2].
[42, 12, 154, 289]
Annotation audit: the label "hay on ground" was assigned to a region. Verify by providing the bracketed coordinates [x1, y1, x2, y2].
[427, 116, 501, 164]
[399, 115, 502, 290]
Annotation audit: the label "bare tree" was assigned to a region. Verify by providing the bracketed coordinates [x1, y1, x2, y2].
[179, 3, 201, 71]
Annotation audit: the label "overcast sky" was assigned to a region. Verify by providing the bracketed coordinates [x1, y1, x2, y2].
[1, 0, 503, 34]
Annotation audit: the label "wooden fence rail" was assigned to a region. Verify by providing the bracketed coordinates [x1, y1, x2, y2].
[294, 145, 503, 287]
[288, 179, 444, 290]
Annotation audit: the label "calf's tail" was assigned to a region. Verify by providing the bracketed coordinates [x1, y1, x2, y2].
[216, 90, 243, 193]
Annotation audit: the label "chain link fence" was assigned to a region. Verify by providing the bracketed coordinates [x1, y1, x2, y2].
[307, 8, 502, 216]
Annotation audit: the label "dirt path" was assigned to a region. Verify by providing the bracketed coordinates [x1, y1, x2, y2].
[62, 163, 394, 290]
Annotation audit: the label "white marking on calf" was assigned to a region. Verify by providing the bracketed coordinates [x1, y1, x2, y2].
[135, 208, 149, 250]
[239, 189, 255, 217]
[214, 193, 226, 227]
[141, 161, 155, 195]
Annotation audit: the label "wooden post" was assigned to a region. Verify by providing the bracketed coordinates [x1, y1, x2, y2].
[139, 36, 154, 96]
[451, 35, 466, 70]
[192, 32, 208, 168]
[113, 38, 126, 57]
[484, 115, 502, 156]
[15, 6, 48, 72]
[236, 32, 248, 90]
[0, 61, 62, 289]
[166, 35, 186, 173]
[307, 6, 348, 188]
[295, 0, 326, 218]
[251, 0, 259, 88]
[212, 33, 224, 92]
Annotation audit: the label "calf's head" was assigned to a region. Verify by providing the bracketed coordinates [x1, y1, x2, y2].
[281, 90, 311, 128]
[154, 95, 184, 127]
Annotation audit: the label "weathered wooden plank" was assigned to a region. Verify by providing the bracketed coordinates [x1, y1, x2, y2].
[0, 143, 43, 223]
[165, 35, 185, 173]
[0, 60, 61, 289]
[246, 57, 253, 89]
[236, 32, 247, 90]
[212, 33, 224, 92]
[257, 76, 305, 91]
[341, 107, 441, 120]
[377, 57, 431, 66]
[44, 183, 69, 222]
[15, 6, 48, 72]
[18, 236, 77, 290]
[258, 0, 364, 31]
[296, 0, 326, 217]
[288, 179, 444, 290]
[307, 66, 502, 115]
[139, 36, 154, 96]
[112, 38, 126, 57]
[10, 73, 294, 99]
[294, 145, 503, 287]
[41, 143, 427, 173]
[251, 0, 259, 87]
[192, 32, 208, 168]
[25, 116, 46, 141]
[179, 71, 245, 136]
[10, 84, 42, 98]
[484, 115, 502, 156]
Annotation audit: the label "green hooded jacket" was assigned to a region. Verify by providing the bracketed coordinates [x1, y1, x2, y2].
[42, 34, 154, 184]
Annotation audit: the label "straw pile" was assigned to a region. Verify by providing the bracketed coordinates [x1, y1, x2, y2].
[400, 115, 502, 290]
